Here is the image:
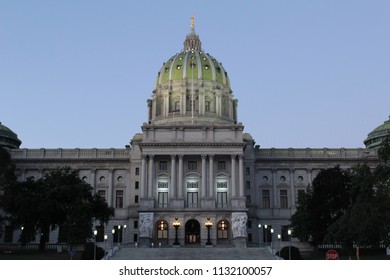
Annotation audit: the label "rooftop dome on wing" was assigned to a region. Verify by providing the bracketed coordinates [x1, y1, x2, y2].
[364, 116, 390, 149]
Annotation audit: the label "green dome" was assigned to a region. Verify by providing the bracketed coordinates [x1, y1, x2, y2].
[0, 122, 22, 149]
[364, 116, 390, 149]
[155, 19, 230, 91]
[148, 19, 238, 126]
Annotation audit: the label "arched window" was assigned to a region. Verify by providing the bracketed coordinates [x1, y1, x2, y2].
[156, 220, 168, 239]
[217, 220, 229, 239]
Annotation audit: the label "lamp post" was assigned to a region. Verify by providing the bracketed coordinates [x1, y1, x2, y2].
[277, 234, 281, 259]
[264, 225, 268, 248]
[258, 224, 262, 247]
[270, 228, 274, 253]
[205, 218, 213, 246]
[104, 234, 108, 253]
[123, 224, 127, 245]
[288, 229, 292, 260]
[111, 229, 115, 250]
[118, 225, 121, 247]
[173, 218, 180, 246]
[93, 229, 98, 260]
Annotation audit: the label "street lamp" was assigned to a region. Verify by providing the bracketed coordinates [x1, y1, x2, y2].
[258, 224, 262, 247]
[93, 229, 98, 260]
[123, 224, 127, 245]
[205, 218, 213, 246]
[277, 234, 281, 259]
[173, 218, 180, 246]
[288, 229, 292, 260]
[111, 228, 115, 250]
[118, 225, 121, 247]
[270, 228, 274, 253]
[264, 225, 268, 248]
[104, 234, 108, 253]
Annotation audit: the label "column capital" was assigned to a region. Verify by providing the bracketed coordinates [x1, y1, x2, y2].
[171, 154, 177, 160]
[201, 154, 207, 159]
[230, 154, 237, 160]
[178, 154, 184, 159]
[149, 154, 155, 159]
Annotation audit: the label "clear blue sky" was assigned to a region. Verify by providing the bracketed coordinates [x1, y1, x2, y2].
[1, 0, 389, 149]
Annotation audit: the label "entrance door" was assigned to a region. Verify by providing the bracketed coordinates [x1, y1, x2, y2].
[185, 219, 200, 245]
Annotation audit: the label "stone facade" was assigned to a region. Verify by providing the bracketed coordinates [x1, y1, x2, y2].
[1, 20, 383, 248]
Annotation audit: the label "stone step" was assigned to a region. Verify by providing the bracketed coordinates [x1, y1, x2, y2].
[109, 247, 278, 260]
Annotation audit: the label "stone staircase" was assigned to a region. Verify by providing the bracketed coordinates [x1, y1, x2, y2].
[109, 246, 278, 260]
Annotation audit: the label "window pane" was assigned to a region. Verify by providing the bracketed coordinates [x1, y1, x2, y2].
[280, 190, 288, 208]
[262, 190, 270, 208]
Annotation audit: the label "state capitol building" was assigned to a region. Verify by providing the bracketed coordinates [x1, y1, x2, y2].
[1, 19, 388, 249]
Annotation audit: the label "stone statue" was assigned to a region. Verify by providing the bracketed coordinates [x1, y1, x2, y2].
[231, 212, 248, 238]
[139, 212, 154, 238]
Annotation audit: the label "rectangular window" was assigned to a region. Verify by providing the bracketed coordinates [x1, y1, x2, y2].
[217, 192, 228, 208]
[187, 192, 198, 208]
[115, 190, 124, 208]
[135, 167, 139, 175]
[135, 195, 139, 204]
[262, 190, 270, 208]
[188, 161, 197, 171]
[159, 161, 168, 171]
[248, 233, 253, 242]
[246, 167, 250, 175]
[135, 181, 139, 189]
[247, 220, 252, 229]
[246, 195, 251, 204]
[158, 182, 168, 188]
[187, 181, 198, 188]
[97, 190, 106, 200]
[158, 192, 169, 208]
[263, 226, 273, 243]
[246, 181, 251, 189]
[133, 234, 138, 243]
[217, 182, 227, 188]
[280, 190, 288, 208]
[134, 221, 138, 229]
[95, 225, 104, 242]
[297, 189, 305, 202]
[281, 225, 289, 241]
[217, 161, 226, 170]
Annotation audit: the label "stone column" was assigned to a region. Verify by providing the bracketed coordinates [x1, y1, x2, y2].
[231, 155, 237, 197]
[148, 155, 154, 198]
[238, 155, 244, 197]
[201, 155, 207, 198]
[141, 155, 147, 198]
[290, 169, 295, 208]
[171, 155, 177, 198]
[209, 155, 214, 197]
[108, 169, 114, 207]
[272, 169, 277, 208]
[178, 155, 184, 198]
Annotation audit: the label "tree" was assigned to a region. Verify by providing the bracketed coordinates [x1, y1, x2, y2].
[290, 166, 351, 246]
[325, 138, 390, 253]
[1, 166, 115, 251]
[0, 146, 17, 238]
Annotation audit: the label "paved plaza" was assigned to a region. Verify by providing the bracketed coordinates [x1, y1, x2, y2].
[109, 247, 278, 260]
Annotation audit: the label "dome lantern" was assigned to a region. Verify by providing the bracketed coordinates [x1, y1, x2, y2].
[364, 116, 390, 149]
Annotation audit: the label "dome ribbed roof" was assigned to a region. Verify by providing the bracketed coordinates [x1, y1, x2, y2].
[364, 116, 390, 149]
[0, 122, 22, 149]
[154, 19, 230, 91]
[147, 18, 238, 126]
